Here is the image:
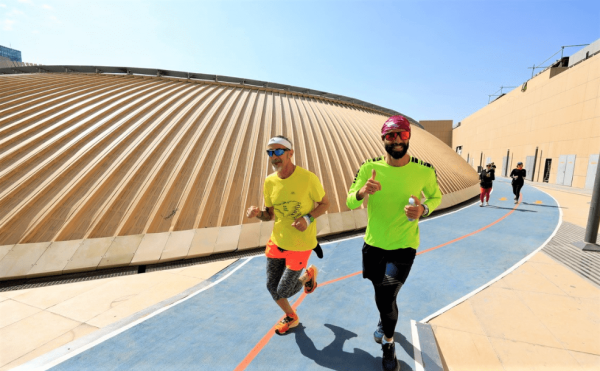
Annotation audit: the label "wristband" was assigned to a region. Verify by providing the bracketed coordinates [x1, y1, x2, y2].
[422, 204, 430, 217]
[303, 215, 312, 226]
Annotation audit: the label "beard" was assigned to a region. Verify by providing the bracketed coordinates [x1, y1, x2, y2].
[271, 160, 283, 172]
[385, 141, 409, 160]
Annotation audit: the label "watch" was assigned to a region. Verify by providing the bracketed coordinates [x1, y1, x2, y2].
[421, 204, 429, 217]
[306, 213, 315, 223]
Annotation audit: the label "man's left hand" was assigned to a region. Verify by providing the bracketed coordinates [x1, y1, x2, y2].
[404, 194, 425, 220]
[292, 217, 308, 232]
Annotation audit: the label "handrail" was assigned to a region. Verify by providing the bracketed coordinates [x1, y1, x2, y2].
[0, 64, 423, 128]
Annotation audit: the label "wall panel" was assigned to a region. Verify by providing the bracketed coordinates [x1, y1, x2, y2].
[0, 72, 478, 279]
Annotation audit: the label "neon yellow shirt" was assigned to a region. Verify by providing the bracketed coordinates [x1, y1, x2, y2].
[264, 166, 325, 251]
[347, 156, 442, 250]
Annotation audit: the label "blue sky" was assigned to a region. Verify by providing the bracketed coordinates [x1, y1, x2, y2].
[1, 0, 599, 124]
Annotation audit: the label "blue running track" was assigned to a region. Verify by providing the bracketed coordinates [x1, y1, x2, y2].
[34, 179, 559, 371]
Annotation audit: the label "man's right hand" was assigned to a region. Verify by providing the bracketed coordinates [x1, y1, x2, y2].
[246, 206, 260, 218]
[358, 169, 382, 200]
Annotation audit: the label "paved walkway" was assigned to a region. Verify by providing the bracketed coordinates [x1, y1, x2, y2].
[0, 259, 237, 370]
[430, 180, 599, 371]
[1, 179, 598, 370]
[530, 181, 594, 228]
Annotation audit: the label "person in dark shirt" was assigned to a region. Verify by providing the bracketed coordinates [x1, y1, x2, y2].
[479, 163, 495, 206]
[510, 162, 526, 204]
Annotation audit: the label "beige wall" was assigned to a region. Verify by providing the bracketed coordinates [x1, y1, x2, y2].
[420, 120, 453, 148]
[0, 72, 479, 247]
[0, 72, 480, 280]
[453, 53, 600, 188]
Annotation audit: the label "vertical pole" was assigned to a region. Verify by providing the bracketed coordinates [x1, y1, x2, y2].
[505, 149, 510, 177]
[584, 153, 600, 245]
[531, 64, 535, 79]
[537, 150, 543, 182]
[532, 147, 539, 182]
[480, 152, 483, 173]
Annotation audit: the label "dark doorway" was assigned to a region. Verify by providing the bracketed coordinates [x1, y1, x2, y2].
[543, 159, 552, 183]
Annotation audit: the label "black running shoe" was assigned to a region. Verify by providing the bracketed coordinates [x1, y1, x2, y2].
[381, 342, 400, 371]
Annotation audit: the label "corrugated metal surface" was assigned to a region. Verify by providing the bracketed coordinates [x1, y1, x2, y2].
[0, 73, 479, 246]
[543, 222, 600, 287]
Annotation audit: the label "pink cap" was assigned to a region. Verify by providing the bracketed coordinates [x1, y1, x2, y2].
[381, 115, 411, 137]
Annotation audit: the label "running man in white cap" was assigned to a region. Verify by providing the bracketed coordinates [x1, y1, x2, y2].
[247, 135, 330, 335]
[347, 116, 442, 371]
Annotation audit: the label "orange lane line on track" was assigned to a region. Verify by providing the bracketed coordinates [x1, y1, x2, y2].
[231, 272, 362, 371]
[417, 195, 521, 256]
[234, 196, 521, 371]
[232, 292, 307, 371]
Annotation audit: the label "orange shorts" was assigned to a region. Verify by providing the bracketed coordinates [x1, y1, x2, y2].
[265, 238, 312, 271]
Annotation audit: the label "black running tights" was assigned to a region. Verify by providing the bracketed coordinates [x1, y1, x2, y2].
[374, 283, 403, 339]
[512, 183, 523, 200]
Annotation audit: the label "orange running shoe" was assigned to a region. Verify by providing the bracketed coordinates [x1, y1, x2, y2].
[274, 312, 299, 335]
[304, 265, 318, 294]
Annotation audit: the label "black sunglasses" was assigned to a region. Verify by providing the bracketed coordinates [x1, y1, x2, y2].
[266, 148, 291, 157]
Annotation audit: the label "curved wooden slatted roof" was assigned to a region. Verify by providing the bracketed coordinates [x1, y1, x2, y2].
[0, 72, 478, 249]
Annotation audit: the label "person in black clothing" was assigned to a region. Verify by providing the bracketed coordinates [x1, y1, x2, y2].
[479, 163, 495, 206]
[510, 162, 526, 204]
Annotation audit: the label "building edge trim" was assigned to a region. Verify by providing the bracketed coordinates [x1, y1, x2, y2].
[0, 65, 423, 128]
[0, 183, 478, 282]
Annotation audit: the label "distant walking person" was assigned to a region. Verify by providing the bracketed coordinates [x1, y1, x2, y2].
[246, 135, 330, 335]
[479, 163, 495, 206]
[346, 115, 442, 371]
[510, 162, 526, 204]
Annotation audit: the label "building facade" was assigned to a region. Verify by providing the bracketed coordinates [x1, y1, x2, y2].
[0, 45, 22, 62]
[453, 41, 600, 189]
[420, 120, 453, 148]
[0, 67, 479, 280]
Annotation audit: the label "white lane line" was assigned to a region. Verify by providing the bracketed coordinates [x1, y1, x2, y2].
[13, 185, 489, 370]
[411, 320, 425, 371]
[324, 191, 482, 244]
[419, 192, 482, 224]
[420, 187, 563, 323]
[15, 257, 255, 371]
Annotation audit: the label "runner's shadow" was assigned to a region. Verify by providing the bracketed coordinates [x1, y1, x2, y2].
[521, 202, 565, 208]
[293, 323, 412, 371]
[486, 205, 537, 212]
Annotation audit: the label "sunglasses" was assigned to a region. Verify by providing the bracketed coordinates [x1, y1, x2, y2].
[266, 148, 291, 157]
[383, 131, 410, 141]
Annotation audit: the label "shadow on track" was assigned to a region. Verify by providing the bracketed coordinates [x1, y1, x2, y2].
[483, 205, 537, 212]
[521, 202, 565, 209]
[293, 324, 414, 371]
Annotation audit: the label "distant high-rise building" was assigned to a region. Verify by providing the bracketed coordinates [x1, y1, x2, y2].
[0, 45, 22, 62]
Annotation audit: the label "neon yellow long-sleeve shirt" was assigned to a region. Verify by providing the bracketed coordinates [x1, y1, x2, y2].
[347, 156, 442, 250]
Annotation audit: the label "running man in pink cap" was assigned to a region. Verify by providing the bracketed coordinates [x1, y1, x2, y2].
[346, 115, 442, 371]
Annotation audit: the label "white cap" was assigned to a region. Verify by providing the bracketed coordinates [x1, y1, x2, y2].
[267, 137, 292, 149]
